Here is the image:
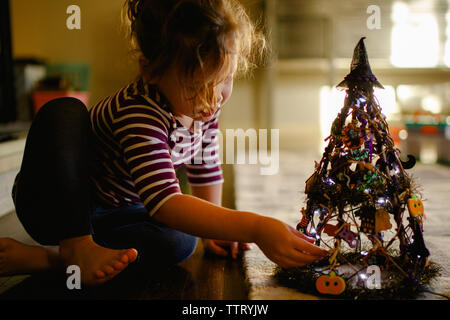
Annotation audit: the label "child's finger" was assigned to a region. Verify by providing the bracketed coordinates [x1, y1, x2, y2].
[288, 225, 316, 243]
[239, 243, 252, 250]
[291, 234, 328, 257]
[231, 242, 239, 259]
[289, 248, 324, 265]
[279, 253, 321, 269]
[206, 241, 229, 257]
[286, 224, 327, 256]
[294, 232, 316, 244]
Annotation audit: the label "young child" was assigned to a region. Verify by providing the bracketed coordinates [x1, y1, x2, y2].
[0, 0, 327, 286]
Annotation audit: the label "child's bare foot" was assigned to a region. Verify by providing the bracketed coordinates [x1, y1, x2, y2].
[0, 237, 59, 276]
[59, 235, 138, 286]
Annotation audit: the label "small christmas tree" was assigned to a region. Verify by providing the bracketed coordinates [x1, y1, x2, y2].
[275, 37, 440, 299]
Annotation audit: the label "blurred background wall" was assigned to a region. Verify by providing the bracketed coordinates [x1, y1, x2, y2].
[10, 0, 138, 106]
[9, 0, 450, 160]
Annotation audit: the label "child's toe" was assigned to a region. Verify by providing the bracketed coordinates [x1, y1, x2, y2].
[113, 261, 125, 270]
[103, 265, 115, 275]
[94, 269, 106, 278]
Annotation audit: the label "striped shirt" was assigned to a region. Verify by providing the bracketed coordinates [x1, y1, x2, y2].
[88, 77, 224, 216]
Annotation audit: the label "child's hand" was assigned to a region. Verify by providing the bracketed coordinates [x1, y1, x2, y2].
[202, 239, 251, 259]
[254, 216, 328, 269]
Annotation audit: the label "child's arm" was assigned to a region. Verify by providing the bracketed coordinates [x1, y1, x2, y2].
[190, 183, 222, 206]
[153, 193, 328, 268]
[113, 106, 326, 267]
[191, 183, 249, 259]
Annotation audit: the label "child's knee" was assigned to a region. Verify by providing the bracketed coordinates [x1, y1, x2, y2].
[166, 233, 198, 264]
[37, 97, 86, 117]
[33, 97, 89, 131]
[31, 97, 91, 143]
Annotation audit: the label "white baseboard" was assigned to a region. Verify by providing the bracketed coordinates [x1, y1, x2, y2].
[0, 138, 25, 219]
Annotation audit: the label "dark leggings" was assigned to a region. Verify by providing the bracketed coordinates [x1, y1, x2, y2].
[13, 98, 197, 266]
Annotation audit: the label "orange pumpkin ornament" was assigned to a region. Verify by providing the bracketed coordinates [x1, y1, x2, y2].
[407, 197, 426, 219]
[315, 271, 346, 295]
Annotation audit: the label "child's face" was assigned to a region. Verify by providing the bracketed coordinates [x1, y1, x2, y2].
[199, 70, 234, 121]
[157, 54, 237, 122]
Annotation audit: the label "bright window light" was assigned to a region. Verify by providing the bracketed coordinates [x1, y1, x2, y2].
[391, 1, 439, 68]
[420, 141, 438, 164]
[374, 86, 398, 119]
[421, 95, 442, 114]
[445, 12, 450, 66]
[319, 86, 345, 151]
[397, 85, 412, 101]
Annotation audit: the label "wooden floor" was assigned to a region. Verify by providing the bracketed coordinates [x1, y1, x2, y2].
[0, 164, 249, 300]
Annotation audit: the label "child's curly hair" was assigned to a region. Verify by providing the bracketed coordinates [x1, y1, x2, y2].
[123, 0, 265, 113]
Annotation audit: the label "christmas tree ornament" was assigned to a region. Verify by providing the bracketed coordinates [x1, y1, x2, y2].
[407, 195, 425, 220]
[375, 209, 392, 232]
[316, 271, 346, 295]
[275, 37, 441, 299]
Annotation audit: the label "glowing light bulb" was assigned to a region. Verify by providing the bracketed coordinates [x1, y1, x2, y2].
[399, 129, 408, 140]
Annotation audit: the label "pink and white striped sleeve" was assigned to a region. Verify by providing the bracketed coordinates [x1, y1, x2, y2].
[113, 104, 182, 216]
[185, 110, 224, 187]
